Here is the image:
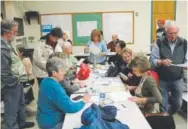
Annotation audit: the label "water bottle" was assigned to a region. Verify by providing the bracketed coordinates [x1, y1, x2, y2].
[99, 92, 106, 105]
[93, 56, 97, 70]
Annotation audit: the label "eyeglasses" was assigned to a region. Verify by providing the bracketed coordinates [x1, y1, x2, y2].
[10, 30, 18, 36]
[168, 32, 178, 35]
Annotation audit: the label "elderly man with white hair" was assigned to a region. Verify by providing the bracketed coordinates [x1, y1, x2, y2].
[150, 21, 187, 115]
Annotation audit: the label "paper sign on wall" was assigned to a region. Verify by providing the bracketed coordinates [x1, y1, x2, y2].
[77, 21, 97, 37]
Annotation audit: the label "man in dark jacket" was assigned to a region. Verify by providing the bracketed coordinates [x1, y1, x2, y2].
[150, 21, 187, 115]
[1, 20, 34, 129]
[107, 34, 119, 52]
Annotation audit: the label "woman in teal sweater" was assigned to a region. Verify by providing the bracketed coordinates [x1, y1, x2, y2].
[37, 57, 89, 129]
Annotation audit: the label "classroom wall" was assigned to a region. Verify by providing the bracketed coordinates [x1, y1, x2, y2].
[176, 1, 187, 39]
[4, 1, 187, 54]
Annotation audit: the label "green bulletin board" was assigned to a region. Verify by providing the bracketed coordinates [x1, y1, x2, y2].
[73, 13, 102, 46]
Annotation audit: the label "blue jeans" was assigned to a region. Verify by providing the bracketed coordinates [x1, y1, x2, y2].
[2, 84, 26, 129]
[160, 78, 184, 115]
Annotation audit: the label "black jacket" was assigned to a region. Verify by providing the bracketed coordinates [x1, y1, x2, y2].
[108, 54, 123, 69]
[156, 28, 166, 38]
[119, 62, 142, 86]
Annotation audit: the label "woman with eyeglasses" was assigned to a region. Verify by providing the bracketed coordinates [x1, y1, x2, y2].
[118, 48, 142, 91]
[128, 53, 162, 114]
[108, 40, 126, 66]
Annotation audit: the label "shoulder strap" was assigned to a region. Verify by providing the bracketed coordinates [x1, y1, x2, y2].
[156, 38, 162, 49]
[156, 38, 162, 58]
[178, 37, 187, 57]
[183, 39, 187, 56]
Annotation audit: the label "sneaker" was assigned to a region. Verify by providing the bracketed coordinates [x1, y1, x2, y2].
[20, 122, 35, 129]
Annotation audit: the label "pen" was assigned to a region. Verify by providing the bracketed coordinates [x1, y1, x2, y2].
[121, 104, 127, 108]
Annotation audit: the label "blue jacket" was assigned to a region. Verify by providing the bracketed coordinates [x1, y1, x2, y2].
[37, 77, 85, 129]
[79, 104, 129, 129]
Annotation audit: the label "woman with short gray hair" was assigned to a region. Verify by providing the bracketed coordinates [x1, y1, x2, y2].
[37, 57, 90, 129]
[128, 52, 162, 114]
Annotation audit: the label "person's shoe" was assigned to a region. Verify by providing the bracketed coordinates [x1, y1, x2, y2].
[20, 122, 35, 129]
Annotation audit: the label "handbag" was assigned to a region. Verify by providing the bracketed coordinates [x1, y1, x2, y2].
[105, 62, 118, 77]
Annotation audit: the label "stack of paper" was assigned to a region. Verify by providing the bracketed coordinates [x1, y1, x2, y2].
[171, 64, 187, 68]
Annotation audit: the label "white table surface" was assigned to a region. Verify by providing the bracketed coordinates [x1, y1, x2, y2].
[62, 92, 152, 129]
[62, 67, 151, 129]
[74, 52, 116, 57]
[74, 69, 126, 93]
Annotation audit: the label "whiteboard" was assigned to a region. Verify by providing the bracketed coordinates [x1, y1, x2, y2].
[102, 12, 133, 43]
[41, 14, 73, 40]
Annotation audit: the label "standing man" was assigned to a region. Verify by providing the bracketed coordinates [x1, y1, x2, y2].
[107, 34, 119, 52]
[1, 20, 34, 129]
[156, 19, 166, 39]
[150, 21, 187, 115]
[33, 27, 63, 86]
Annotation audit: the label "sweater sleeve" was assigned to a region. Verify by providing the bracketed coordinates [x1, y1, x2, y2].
[144, 76, 162, 104]
[59, 79, 79, 95]
[51, 82, 85, 113]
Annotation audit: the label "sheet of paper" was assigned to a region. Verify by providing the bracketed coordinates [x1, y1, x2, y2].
[90, 96, 99, 102]
[77, 58, 85, 66]
[107, 92, 130, 102]
[171, 64, 187, 68]
[89, 43, 100, 55]
[77, 21, 97, 37]
[94, 79, 110, 86]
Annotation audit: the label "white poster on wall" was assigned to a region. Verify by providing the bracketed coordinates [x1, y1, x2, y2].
[103, 13, 133, 43]
[77, 21, 97, 37]
[41, 14, 73, 40]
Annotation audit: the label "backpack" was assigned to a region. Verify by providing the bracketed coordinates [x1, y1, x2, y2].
[79, 104, 129, 129]
[147, 70, 159, 87]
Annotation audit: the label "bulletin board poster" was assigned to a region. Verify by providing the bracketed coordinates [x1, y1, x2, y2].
[42, 24, 53, 35]
[73, 13, 102, 46]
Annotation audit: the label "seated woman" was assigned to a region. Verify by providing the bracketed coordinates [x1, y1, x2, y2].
[85, 29, 108, 64]
[120, 48, 142, 93]
[53, 44, 86, 96]
[108, 40, 126, 66]
[55, 42, 78, 80]
[37, 57, 89, 129]
[128, 53, 162, 114]
[18, 47, 35, 105]
[49, 54, 84, 96]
